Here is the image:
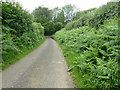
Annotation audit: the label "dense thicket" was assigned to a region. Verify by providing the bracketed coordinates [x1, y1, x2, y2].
[65, 2, 118, 30]
[53, 2, 119, 88]
[2, 1, 44, 69]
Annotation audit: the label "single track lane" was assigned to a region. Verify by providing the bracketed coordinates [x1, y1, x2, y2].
[2, 37, 74, 88]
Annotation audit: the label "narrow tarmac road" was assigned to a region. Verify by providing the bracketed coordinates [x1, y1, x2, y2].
[2, 37, 75, 88]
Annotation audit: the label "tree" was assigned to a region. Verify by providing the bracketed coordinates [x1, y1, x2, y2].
[51, 7, 61, 21]
[32, 6, 53, 35]
[62, 4, 78, 22]
[32, 6, 51, 20]
[54, 10, 65, 24]
[32, 4, 79, 35]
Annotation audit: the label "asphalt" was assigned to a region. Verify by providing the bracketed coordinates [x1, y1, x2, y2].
[1, 37, 75, 88]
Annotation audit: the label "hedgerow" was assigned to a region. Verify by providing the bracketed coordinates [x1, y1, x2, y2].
[2, 1, 45, 69]
[53, 16, 119, 88]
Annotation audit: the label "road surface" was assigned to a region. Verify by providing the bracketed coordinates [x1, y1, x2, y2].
[1, 37, 75, 88]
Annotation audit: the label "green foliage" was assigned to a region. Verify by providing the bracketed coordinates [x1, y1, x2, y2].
[32, 6, 52, 35]
[73, 8, 96, 20]
[2, 1, 45, 69]
[54, 22, 63, 31]
[54, 10, 65, 24]
[44, 22, 55, 35]
[62, 4, 78, 22]
[64, 20, 76, 30]
[32, 4, 79, 35]
[89, 2, 118, 28]
[65, 2, 118, 30]
[53, 17, 119, 88]
[2, 1, 33, 36]
[33, 6, 51, 20]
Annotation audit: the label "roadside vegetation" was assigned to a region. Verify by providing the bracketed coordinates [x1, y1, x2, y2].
[53, 2, 119, 88]
[2, 2, 45, 70]
[1, 0, 119, 88]
[1, 1, 79, 70]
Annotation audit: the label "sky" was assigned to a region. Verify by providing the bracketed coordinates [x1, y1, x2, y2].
[16, 0, 113, 13]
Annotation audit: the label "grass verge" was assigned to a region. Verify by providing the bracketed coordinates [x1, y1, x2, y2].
[55, 40, 85, 88]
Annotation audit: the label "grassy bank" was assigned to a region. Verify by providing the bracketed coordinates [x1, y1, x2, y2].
[53, 17, 119, 88]
[56, 41, 86, 88]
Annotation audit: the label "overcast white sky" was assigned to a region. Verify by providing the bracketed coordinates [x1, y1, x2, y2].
[16, 0, 112, 12]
